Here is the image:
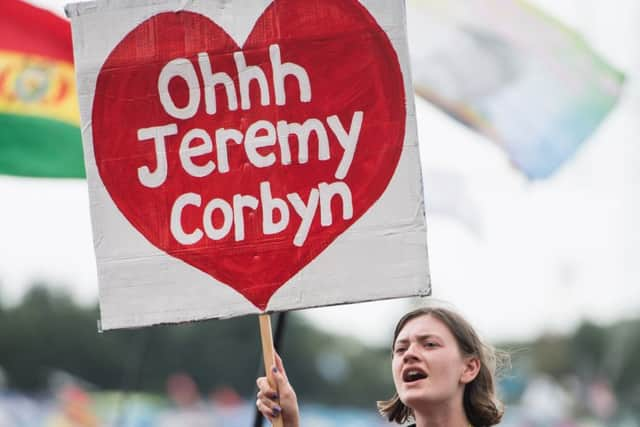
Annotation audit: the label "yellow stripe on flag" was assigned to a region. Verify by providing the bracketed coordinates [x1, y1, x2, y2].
[0, 49, 79, 126]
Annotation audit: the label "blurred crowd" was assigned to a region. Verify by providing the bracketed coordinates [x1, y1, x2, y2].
[0, 369, 638, 427]
[0, 371, 389, 427]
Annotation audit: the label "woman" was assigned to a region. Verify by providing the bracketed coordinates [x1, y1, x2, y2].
[256, 306, 506, 427]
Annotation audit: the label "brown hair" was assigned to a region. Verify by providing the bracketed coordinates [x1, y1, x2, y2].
[377, 306, 507, 426]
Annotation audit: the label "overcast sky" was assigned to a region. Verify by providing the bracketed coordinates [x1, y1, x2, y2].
[1, 0, 638, 346]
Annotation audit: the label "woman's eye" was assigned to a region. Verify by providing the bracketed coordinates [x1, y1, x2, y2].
[424, 341, 439, 348]
[394, 347, 406, 354]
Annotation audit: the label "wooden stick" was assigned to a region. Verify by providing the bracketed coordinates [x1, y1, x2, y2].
[259, 313, 284, 427]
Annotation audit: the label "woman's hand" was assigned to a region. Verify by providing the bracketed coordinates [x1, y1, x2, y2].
[256, 352, 300, 427]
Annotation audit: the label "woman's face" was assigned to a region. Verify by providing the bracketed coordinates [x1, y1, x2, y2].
[391, 314, 478, 410]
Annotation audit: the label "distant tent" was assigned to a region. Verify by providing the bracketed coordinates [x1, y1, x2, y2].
[408, 0, 625, 179]
[0, 0, 84, 178]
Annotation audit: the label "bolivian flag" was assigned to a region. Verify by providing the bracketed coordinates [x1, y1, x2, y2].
[0, 0, 84, 178]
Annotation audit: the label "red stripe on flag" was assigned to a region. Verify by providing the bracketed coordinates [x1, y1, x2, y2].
[1, 0, 74, 63]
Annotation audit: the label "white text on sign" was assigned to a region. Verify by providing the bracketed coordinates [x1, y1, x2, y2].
[135, 44, 365, 247]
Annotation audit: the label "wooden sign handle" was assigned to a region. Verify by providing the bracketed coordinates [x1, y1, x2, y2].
[259, 313, 284, 427]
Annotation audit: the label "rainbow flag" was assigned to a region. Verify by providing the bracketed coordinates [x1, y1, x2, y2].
[0, 0, 84, 178]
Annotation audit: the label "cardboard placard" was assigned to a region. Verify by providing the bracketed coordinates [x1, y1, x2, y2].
[67, 0, 430, 329]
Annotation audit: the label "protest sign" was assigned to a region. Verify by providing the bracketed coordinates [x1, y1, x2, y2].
[67, 0, 430, 330]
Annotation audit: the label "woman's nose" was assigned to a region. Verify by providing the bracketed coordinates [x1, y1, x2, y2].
[402, 342, 420, 362]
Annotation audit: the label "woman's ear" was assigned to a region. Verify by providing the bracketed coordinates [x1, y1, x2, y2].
[460, 356, 480, 384]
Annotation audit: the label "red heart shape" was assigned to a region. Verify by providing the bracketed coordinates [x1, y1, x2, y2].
[92, 0, 406, 310]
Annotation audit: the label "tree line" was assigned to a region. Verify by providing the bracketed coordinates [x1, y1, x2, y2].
[1, 284, 638, 413]
[0, 284, 393, 408]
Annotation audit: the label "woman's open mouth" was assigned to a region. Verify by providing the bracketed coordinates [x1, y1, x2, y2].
[402, 368, 428, 383]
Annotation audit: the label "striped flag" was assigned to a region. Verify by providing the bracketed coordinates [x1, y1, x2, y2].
[0, 0, 84, 178]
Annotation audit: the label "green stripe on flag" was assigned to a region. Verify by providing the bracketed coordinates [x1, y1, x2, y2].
[0, 113, 85, 178]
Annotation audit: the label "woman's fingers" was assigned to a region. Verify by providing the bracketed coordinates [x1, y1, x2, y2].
[274, 351, 288, 381]
[274, 351, 284, 372]
[257, 388, 279, 402]
[256, 354, 300, 427]
[256, 396, 282, 419]
[271, 363, 296, 402]
[256, 402, 276, 421]
[256, 384, 279, 403]
[256, 376, 277, 397]
[256, 376, 282, 418]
